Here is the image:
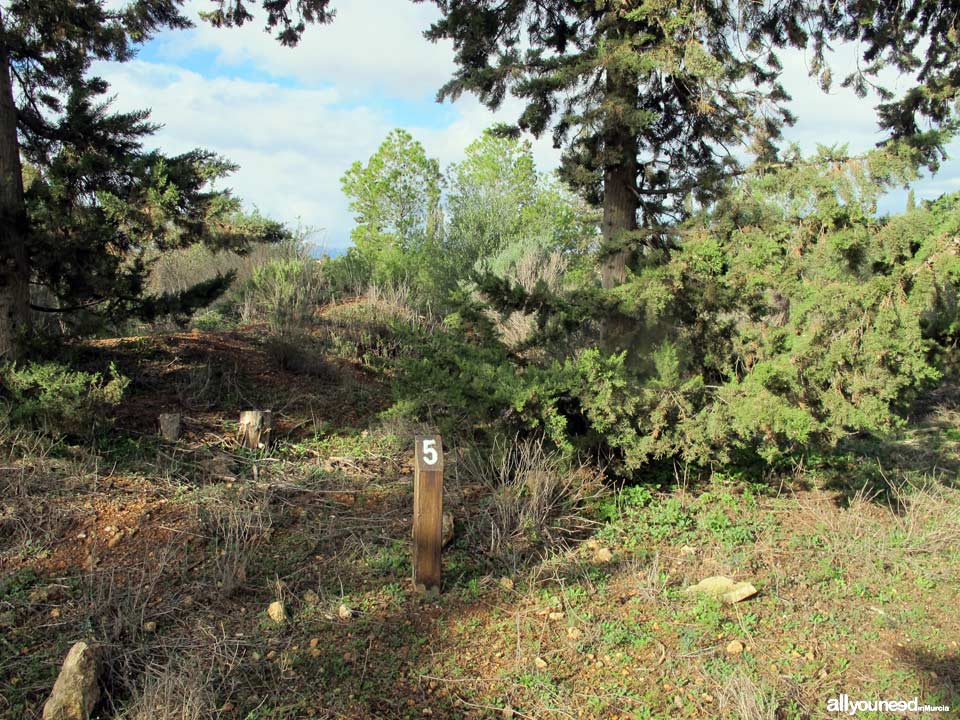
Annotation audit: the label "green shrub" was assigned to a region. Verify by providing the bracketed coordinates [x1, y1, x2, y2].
[219, 251, 329, 333]
[0, 362, 129, 436]
[389, 149, 960, 476]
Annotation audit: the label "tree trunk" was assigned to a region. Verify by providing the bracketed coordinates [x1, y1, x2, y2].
[598, 48, 639, 351]
[0, 39, 29, 361]
[599, 47, 639, 291]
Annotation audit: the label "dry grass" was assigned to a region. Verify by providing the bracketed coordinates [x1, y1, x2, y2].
[718, 671, 779, 720]
[118, 660, 216, 720]
[460, 435, 604, 561]
[198, 489, 273, 598]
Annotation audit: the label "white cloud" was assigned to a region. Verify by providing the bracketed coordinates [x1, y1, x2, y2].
[166, 0, 456, 101]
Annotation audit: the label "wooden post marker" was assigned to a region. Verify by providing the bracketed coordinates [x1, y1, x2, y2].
[412, 435, 443, 593]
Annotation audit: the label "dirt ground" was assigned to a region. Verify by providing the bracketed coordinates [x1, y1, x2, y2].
[2, 312, 958, 719]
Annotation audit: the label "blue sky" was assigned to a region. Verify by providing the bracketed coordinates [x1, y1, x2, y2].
[96, 0, 960, 250]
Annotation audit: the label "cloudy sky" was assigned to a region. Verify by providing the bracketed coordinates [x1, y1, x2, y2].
[95, 0, 960, 251]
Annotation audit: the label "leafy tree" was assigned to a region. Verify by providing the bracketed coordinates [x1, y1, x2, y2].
[339, 129, 443, 293]
[0, 1, 285, 358]
[446, 130, 595, 277]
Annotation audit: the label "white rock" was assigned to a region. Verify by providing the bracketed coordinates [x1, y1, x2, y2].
[267, 601, 287, 624]
[42, 641, 100, 720]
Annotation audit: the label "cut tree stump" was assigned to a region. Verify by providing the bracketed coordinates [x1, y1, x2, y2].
[238, 410, 272, 450]
[158, 413, 182, 441]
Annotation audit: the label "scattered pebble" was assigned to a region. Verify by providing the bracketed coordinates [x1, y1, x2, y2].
[534, 657, 548, 669]
[726, 640, 744, 655]
[267, 601, 287, 624]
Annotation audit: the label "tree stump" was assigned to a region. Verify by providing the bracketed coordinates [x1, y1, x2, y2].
[238, 410, 272, 450]
[158, 413, 182, 441]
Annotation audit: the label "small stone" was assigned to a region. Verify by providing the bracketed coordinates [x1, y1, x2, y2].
[338, 603, 353, 620]
[566, 627, 582, 640]
[143, 621, 157, 633]
[303, 589, 320, 606]
[534, 657, 548, 669]
[267, 601, 287, 624]
[726, 640, 744, 655]
[309, 638, 320, 649]
[594, 547, 614, 563]
[548, 612, 565, 621]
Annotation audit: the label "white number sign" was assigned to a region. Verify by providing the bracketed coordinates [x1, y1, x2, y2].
[421, 439, 439, 465]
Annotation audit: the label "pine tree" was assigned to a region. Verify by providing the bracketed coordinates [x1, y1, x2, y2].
[419, 2, 793, 298]
[0, 1, 284, 359]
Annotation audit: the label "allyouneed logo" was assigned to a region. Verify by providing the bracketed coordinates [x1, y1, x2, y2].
[827, 694, 951, 715]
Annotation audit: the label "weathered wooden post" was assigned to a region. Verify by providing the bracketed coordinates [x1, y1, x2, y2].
[413, 435, 443, 593]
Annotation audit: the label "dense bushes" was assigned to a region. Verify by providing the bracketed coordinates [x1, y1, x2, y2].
[385, 145, 960, 475]
[0, 362, 129, 436]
